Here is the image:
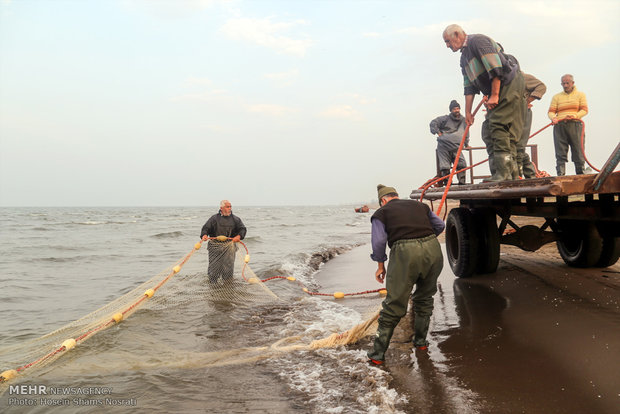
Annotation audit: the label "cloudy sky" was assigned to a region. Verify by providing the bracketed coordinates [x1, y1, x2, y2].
[1, 0, 618, 206]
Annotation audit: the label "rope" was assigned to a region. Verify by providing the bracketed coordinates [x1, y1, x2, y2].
[417, 113, 601, 206]
[258, 275, 386, 298]
[1, 238, 385, 385]
[574, 118, 599, 172]
[1, 240, 205, 383]
[435, 98, 486, 216]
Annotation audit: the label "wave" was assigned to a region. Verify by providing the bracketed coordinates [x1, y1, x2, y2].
[151, 231, 184, 239]
[75, 220, 137, 226]
[256, 243, 364, 283]
[307, 245, 360, 271]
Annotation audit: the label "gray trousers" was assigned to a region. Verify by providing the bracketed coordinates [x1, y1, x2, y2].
[553, 121, 585, 174]
[437, 140, 467, 183]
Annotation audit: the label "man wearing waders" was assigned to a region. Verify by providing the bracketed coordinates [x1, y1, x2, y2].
[200, 200, 247, 283]
[443, 24, 526, 182]
[429, 100, 469, 185]
[368, 185, 445, 365]
[518, 73, 547, 178]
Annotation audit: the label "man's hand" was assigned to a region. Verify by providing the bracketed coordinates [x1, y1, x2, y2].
[486, 94, 499, 110]
[551, 117, 559, 125]
[202, 235, 208, 241]
[437, 132, 443, 137]
[375, 263, 386, 284]
[231, 235, 241, 243]
[466, 112, 475, 126]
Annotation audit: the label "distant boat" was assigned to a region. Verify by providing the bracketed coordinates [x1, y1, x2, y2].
[354, 205, 369, 213]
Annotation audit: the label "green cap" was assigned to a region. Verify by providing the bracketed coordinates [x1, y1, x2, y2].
[377, 184, 397, 202]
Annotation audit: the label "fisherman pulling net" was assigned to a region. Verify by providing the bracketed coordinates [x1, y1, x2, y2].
[0, 232, 383, 395]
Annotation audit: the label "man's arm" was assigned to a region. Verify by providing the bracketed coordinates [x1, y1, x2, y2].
[200, 216, 215, 240]
[370, 218, 388, 283]
[577, 92, 588, 119]
[526, 75, 546, 102]
[465, 94, 475, 125]
[370, 218, 388, 262]
[486, 77, 501, 109]
[232, 216, 247, 242]
[548, 95, 559, 123]
[429, 116, 444, 135]
[428, 210, 446, 235]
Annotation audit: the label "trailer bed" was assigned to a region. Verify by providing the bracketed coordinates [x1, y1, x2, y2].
[409, 172, 620, 278]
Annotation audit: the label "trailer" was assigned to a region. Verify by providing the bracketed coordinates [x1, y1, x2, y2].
[410, 145, 620, 278]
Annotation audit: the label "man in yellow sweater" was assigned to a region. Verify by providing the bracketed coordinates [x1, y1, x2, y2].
[547, 74, 588, 175]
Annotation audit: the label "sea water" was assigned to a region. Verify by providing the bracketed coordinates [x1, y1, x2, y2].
[0, 206, 409, 413]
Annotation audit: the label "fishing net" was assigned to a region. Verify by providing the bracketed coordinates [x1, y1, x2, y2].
[0, 237, 381, 394]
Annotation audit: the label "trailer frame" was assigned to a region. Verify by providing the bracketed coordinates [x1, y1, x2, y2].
[410, 168, 620, 278]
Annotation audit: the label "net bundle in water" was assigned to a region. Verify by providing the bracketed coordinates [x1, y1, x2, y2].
[0, 238, 277, 393]
[1, 238, 382, 394]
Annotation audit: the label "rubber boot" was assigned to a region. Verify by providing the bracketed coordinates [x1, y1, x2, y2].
[510, 154, 519, 180]
[413, 315, 431, 349]
[575, 163, 585, 175]
[439, 169, 450, 187]
[367, 324, 395, 362]
[487, 157, 496, 177]
[484, 152, 512, 182]
[556, 163, 566, 176]
[523, 161, 537, 179]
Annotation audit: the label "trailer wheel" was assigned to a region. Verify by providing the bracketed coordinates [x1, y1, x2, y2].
[473, 208, 500, 274]
[556, 220, 603, 268]
[597, 237, 620, 267]
[446, 208, 479, 278]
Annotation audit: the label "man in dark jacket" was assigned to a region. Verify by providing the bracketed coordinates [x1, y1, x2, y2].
[200, 200, 247, 283]
[429, 100, 469, 185]
[367, 185, 445, 365]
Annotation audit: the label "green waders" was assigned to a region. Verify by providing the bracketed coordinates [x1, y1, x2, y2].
[481, 71, 526, 182]
[367, 235, 443, 362]
[517, 108, 538, 178]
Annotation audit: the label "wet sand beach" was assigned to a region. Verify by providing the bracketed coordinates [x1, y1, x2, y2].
[314, 237, 620, 413]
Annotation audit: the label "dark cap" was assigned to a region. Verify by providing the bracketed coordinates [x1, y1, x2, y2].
[377, 184, 397, 202]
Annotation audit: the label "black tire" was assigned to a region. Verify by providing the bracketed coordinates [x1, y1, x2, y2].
[446, 208, 479, 278]
[556, 220, 603, 268]
[597, 237, 620, 267]
[473, 208, 500, 274]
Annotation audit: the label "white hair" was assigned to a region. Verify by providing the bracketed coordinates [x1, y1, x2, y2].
[220, 199, 230, 208]
[443, 24, 465, 38]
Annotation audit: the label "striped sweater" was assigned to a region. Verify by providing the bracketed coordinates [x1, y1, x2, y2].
[547, 87, 588, 120]
[459, 34, 517, 96]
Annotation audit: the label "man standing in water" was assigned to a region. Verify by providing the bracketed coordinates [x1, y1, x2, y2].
[429, 100, 469, 185]
[368, 185, 445, 365]
[200, 200, 247, 283]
